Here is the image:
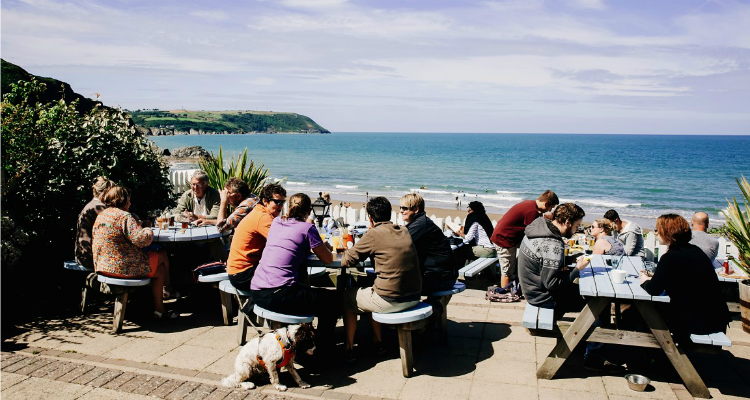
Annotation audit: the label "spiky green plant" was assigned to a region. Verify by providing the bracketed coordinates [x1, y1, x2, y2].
[199, 147, 270, 196]
[721, 176, 750, 276]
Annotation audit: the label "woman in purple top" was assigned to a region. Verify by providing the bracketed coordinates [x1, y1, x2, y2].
[250, 193, 339, 348]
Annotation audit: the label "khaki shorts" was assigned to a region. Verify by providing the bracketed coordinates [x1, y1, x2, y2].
[495, 245, 518, 279]
[344, 287, 419, 314]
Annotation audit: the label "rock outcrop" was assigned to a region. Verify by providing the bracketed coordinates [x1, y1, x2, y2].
[171, 146, 211, 159]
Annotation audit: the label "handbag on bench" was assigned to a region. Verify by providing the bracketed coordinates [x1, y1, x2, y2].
[486, 282, 521, 303]
[192, 261, 226, 282]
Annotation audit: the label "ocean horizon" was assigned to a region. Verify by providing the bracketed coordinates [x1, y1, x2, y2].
[149, 132, 750, 229]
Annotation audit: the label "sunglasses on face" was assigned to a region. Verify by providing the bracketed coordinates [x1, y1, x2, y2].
[269, 199, 285, 206]
[399, 206, 411, 211]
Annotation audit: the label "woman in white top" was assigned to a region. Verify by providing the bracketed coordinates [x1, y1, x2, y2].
[458, 201, 497, 260]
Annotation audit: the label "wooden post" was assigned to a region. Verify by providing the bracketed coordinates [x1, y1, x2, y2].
[537, 297, 609, 379]
[438, 295, 452, 344]
[634, 301, 711, 399]
[220, 290, 234, 326]
[237, 308, 249, 345]
[397, 326, 413, 377]
[112, 291, 129, 334]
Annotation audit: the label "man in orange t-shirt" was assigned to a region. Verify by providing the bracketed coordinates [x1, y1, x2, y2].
[227, 183, 287, 291]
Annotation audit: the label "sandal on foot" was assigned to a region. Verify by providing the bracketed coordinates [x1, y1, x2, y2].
[163, 289, 181, 300]
[154, 310, 179, 320]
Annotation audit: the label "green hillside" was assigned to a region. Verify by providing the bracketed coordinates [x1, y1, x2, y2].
[129, 109, 330, 134]
[1, 59, 104, 115]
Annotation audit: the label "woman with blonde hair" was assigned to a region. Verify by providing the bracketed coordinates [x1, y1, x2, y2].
[75, 177, 114, 270]
[250, 193, 339, 348]
[589, 218, 625, 256]
[92, 186, 177, 319]
[638, 214, 729, 343]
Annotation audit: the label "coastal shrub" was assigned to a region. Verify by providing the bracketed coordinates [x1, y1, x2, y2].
[199, 147, 270, 197]
[1, 216, 29, 272]
[721, 176, 750, 275]
[1, 79, 173, 267]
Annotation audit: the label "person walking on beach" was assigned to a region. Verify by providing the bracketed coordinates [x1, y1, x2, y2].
[491, 190, 559, 289]
[689, 212, 719, 262]
[603, 209, 644, 259]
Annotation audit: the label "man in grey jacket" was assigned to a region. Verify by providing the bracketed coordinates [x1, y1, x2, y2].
[603, 209, 644, 258]
[519, 203, 624, 373]
[690, 212, 719, 262]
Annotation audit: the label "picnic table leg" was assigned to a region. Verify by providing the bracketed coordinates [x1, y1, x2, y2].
[537, 297, 609, 379]
[113, 291, 129, 334]
[397, 325, 414, 377]
[220, 289, 234, 326]
[634, 301, 711, 399]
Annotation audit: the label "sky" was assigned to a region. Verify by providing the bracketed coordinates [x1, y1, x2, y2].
[2, 0, 749, 134]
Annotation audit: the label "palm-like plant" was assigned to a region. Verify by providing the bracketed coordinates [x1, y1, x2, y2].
[721, 176, 750, 276]
[199, 147, 270, 197]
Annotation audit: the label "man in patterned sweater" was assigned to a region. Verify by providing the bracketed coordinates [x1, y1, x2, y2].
[518, 203, 624, 373]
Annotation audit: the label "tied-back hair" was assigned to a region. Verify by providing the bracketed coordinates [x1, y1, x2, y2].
[595, 218, 617, 236]
[400, 193, 425, 212]
[553, 203, 585, 224]
[284, 193, 311, 222]
[603, 209, 620, 222]
[92, 176, 113, 200]
[656, 214, 692, 246]
[102, 186, 131, 209]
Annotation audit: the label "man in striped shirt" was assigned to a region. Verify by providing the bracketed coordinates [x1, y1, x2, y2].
[196, 177, 258, 232]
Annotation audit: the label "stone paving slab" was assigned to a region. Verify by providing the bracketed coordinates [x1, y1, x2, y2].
[3, 287, 750, 400]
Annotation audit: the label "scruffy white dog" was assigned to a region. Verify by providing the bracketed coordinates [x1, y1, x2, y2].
[222, 323, 316, 391]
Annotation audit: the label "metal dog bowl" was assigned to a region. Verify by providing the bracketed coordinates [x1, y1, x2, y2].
[625, 374, 650, 392]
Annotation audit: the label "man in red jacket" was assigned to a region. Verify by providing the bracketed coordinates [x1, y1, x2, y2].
[491, 190, 559, 288]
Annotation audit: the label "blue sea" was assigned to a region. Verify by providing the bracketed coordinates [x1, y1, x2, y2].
[149, 133, 750, 229]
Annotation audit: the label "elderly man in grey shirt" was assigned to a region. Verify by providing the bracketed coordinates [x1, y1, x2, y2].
[689, 212, 719, 262]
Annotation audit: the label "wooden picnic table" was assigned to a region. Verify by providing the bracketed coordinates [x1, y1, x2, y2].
[538, 254, 712, 399]
[712, 258, 749, 282]
[306, 253, 372, 291]
[151, 225, 230, 242]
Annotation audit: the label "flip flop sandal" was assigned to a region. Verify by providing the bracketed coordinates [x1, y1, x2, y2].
[154, 310, 179, 320]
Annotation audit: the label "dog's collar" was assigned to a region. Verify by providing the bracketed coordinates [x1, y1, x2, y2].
[257, 328, 295, 369]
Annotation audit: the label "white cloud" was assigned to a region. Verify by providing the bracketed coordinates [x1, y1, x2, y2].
[566, 0, 606, 11]
[2, 0, 748, 133]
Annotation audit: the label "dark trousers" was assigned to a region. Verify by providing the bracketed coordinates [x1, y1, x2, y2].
[251, 284, 342, 348]
[228, 267, 256, 292]
[422, 275, 456, 295]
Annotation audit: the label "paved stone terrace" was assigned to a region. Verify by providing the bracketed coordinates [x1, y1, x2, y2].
[2, 286, 750, 400]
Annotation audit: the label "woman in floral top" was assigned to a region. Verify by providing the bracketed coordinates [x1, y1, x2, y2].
[93, 186, 177, 319]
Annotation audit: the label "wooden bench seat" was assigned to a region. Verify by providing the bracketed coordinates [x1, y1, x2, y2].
[522, 303, 555, 330]
[458, 257, 497, 278]
[425, 282, 466, 343]
[690, 332, 732, 347]
[372, 302, 433, 377]
[63, 260, 96, 314]
[96, 275, 150, 333]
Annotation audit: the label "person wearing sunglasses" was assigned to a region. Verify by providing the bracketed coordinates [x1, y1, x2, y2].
[400, 193, 458, 294]
[226, 183, 287, 292]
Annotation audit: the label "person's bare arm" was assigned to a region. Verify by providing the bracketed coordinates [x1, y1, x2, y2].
[312, 243, 333, 264]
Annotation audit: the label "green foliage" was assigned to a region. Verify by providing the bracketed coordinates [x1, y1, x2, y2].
[199, 147, 270, 196]
[1, 79, 173, 263]
[721, 176, 750, 275]
[129, 109, 330, 133]
[1, 216, 29, 271]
